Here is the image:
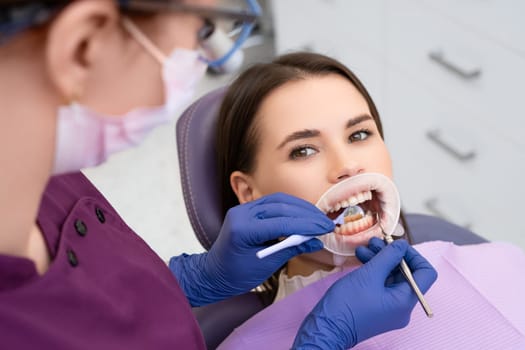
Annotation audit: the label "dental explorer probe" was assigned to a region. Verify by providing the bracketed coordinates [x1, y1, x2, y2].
[381, 220, 433, 318]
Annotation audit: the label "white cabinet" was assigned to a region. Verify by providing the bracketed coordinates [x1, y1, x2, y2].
[270, 0, 525, 247]
[419, 0, 525, 55]
[271, 0, 388, 107]
[384, 68, 525, 241]
[385, 0, 525, 148]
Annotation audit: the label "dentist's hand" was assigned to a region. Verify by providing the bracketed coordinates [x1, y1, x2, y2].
[293, 238, 437, 349]
[169, 193, 334, 306]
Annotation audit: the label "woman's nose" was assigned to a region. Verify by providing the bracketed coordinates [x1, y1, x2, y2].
[328, 156, 364, 183]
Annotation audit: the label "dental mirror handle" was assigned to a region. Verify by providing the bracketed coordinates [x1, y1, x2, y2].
[384, 234, 434, 318]
[398, 258, 434, 318]
[256, 235, 312, 259]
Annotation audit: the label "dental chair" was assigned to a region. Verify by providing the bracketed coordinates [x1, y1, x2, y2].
[175, 87, 488, 349]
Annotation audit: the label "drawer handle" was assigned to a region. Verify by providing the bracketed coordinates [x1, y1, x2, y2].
[426, 129, 476, 162]
[428, 51, 482, 80]
[424, 197, 472, 229]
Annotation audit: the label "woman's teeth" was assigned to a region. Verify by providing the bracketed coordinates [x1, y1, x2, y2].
[343, 205, 365, 222]
[335, 211, 375, 235]
[327, 190, 376, 236]
[327, 190, 373, 214]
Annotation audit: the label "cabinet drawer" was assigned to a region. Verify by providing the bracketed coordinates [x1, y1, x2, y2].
[385, 0, 525, 148]
[420, 0, 525, 56]
[383, 70, 525, 245]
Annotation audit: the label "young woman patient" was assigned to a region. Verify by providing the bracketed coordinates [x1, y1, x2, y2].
[215, 52, 525, 349]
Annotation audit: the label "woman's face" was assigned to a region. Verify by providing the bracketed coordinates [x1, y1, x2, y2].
[231, 74, 392, 267]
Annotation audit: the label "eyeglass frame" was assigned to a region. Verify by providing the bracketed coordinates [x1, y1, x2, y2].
[122, 0, 262, 68]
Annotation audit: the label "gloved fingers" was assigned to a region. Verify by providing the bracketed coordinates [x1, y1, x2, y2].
[367, 236, 386, 252]
[267, 238, 324, 262]
[355, 246, 376, 264]
[355, 237, 386, 263]
[357, 250, 405, 284]
[250, 200, 331, 223]
[247, 216, 334, 244]
[403, 245, 433, 271]
[403, 246, 438, 293]
[365, 239, 409, 280]
[250, 192, 326, 214]
[386, 266, 409, 285]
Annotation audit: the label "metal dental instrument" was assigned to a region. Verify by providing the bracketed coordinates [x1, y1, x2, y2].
[379, 215, 434, 318]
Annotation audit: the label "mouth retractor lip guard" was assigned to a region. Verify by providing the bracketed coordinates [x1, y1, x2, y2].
[256, 173, 402, 259]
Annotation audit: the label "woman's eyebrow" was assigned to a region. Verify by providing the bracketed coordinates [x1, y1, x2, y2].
[277, 129, 320, 150]
[346, 114, 373, 128]
[276, 115, 373, 150]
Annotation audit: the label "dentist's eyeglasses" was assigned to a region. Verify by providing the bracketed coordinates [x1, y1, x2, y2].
[123, 0, 262, 72]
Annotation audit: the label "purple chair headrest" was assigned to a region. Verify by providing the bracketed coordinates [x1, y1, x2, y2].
[176, 87, 228, 250]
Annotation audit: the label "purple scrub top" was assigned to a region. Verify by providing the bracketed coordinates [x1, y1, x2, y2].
[0, 172, 205, 349]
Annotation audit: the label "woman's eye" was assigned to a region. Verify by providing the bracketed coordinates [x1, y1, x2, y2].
[349, 130, 371, 142]
[290, 146, 317, 159]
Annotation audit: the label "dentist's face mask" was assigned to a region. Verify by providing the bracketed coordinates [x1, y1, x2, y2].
[52, 18, 207, 175]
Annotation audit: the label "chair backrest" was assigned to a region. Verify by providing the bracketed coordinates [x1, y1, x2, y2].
[176, 87, 228, 251]
[175, 86, 488, 349]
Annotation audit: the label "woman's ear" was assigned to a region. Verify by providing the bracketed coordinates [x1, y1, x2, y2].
[45, 0, 119, 100]
[230, 171, 260, 204]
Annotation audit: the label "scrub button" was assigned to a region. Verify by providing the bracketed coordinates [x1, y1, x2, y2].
[67, 249, 79, 267]
[95, 207, 106, 223]
[74, 219, 87, 236]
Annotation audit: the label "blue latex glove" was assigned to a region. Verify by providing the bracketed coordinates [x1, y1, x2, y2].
[169, 193, 335, 307]
[293, 238, 437, 349]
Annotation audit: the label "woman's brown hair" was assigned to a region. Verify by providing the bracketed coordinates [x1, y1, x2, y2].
[215, 52, 411, 303]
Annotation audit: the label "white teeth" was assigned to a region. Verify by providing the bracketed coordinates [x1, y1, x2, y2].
[328, 190, 373, 213]
[338, 212, 374, 235]
[348, 196, 359, 206]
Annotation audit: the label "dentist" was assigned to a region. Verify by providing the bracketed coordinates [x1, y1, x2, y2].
[0, 1, 437, 349]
